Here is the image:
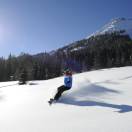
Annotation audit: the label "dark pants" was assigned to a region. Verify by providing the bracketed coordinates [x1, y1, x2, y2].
[54, 85, 71, 101]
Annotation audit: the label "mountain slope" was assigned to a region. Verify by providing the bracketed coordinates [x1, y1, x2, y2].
[49, 18, 132, 54]
[0, 66, 132, 132]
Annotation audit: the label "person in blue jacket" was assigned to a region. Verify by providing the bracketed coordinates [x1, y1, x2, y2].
[48, 68, 72, 105]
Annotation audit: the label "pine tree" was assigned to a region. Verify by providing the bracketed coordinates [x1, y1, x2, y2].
[19, 68, 28, 85]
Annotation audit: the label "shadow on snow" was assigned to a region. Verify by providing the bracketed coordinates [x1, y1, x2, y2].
[58, 81, 132, 113]
[59, 98, 132, 113]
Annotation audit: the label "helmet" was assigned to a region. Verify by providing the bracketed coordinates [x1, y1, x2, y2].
[64, 68, 72, 76]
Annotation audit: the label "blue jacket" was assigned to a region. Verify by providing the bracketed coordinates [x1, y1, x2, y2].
[64, 75, 72, 88]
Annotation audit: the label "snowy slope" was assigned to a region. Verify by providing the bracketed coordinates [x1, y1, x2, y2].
[0, 66, 132, 132]
[88, 18, 132, 38]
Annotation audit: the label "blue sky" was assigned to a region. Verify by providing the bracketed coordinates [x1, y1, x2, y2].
[0, 0, 132, 58]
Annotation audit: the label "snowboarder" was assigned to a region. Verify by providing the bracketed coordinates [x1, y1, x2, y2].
[48, 68, 73, 105]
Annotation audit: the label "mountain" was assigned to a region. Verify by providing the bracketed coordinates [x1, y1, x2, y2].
[89, 18, 132, 38]
[34, 18, 132, 55]
[0, 66, 132, 132]
[49, 18, 132, 54]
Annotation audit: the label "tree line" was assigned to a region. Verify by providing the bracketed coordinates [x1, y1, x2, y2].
[0, 32, 132, 82]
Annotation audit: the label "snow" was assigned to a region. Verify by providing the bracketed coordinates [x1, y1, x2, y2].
[71, 46, 84, 52]
[0, 66, 132, 132]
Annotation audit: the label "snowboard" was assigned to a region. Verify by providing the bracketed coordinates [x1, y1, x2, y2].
[48, 98, 56, 105]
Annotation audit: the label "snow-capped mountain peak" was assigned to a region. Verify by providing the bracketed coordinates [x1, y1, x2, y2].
[88, 18, 132, 38]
